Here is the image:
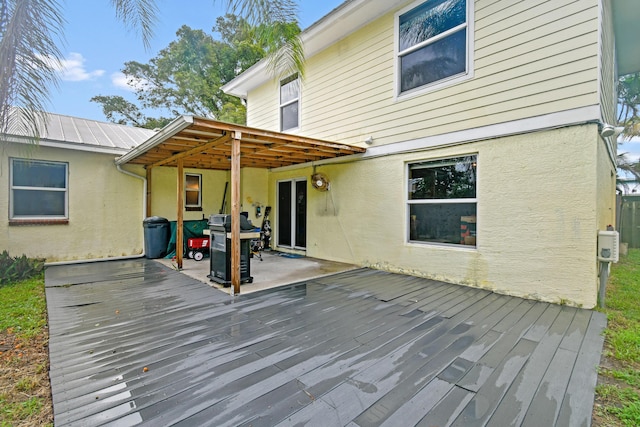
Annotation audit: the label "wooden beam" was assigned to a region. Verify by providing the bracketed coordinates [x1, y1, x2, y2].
[145, 167, 152, 217]
[176, 159, 184, 270]
[191, 117, 366, 153]
[231, 131, 241, 295]
[151, 134, 231, 168]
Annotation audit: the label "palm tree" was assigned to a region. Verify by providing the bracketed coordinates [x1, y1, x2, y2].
[0, 0, 301, 142]
[618, 72, 640, 140]
[617, 72, 640, 188]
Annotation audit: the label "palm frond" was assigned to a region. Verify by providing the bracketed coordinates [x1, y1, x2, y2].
[0, 0, 64, 139]
[111, 0, 158, 50]
[618, 72, 640, 140]
[224, 0, 304, 78]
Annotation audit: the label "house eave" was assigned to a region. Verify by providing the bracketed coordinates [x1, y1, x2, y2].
[222, 0, 399, 98]
[613, 0, 640, 76]
[115, 116, 195, 166]
[4, 135, 132, 155]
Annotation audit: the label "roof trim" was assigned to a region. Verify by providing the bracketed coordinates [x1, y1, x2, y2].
[115, 116, 195, 166]
[613, 0, 640, 76]
[4, 135, 133, 155]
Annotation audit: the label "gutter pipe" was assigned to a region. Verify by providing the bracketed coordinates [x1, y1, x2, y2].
[116, 163, 148, 257]
[44, 152, 150, 266]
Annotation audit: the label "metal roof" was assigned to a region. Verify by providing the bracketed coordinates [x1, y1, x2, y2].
[115, 115, 366, 170]
[4, 111, 156, 154]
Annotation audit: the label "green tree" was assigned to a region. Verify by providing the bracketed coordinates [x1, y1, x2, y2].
[0, 0, 301, 140]
[617, 72, 640, 186]
[618, 72, 640, 140]
[92, 17, 273, 126]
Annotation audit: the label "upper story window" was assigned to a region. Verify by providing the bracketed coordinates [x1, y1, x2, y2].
[185, 173, 202, 211]
[408, 155, 477, 246]
[280, 74, 299, 131]
[10, 158, 68, 221]
[397, 0, 471, 96]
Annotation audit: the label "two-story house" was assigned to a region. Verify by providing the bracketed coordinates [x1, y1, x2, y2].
[5, 0, 638, 308]
[215, 0, 638, 307]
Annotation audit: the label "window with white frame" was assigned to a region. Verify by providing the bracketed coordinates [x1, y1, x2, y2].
[10, 158, 68, 220]
[408, 155, 477, 246]
[280, 74, 299, 131]
[398, 0, 470, 95]
[185, 173, 202, 210]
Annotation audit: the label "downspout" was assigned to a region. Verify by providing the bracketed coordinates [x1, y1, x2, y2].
[45, 162, 148, 266]
[116, 164, 148, 257]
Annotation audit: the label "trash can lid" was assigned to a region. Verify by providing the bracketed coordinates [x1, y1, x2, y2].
[143, 216, 169, 224]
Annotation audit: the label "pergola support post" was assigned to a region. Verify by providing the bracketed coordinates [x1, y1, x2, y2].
[231, 132, 241, 295]
[146, 167, 152, 217]
[176, 159, 184, 270]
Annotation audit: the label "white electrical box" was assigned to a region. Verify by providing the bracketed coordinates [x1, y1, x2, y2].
[598, 230, 619, 263]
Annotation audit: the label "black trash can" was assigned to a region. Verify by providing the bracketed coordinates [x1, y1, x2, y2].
[143, 216, 170, 259]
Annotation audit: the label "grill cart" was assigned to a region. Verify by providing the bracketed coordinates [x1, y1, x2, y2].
[207, 214, 259, 286]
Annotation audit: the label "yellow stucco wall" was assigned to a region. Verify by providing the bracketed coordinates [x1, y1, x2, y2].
[267, 124, 606, 308]
[0, 142, 145, 262]
[149, 167, 229, 221]
[147, 167, 267, 228]
[241, 168, 269, 226]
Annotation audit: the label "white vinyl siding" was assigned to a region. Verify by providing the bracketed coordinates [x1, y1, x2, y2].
[246, 0, 600, 147]
[598, 0, 617, 127]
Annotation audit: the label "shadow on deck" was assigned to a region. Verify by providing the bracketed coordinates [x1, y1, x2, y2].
[45, 258, 605, 426]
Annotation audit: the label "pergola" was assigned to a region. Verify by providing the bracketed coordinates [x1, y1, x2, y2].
[115, 116, 366, 294]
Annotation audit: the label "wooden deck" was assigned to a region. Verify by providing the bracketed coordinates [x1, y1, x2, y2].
[45, 259, 605, 426]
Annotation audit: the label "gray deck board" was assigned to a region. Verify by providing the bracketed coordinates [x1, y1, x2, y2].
[45, 259, 606, 426]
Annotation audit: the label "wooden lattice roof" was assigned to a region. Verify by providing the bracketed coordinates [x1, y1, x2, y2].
[116, 116, 366, 169]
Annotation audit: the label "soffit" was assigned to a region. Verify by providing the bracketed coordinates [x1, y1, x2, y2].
[613, 0, 640, 76]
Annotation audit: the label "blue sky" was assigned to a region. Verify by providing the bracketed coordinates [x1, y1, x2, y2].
[48, 0, 344, 122]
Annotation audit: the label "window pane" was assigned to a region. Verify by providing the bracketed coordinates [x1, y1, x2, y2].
[13, 190, 65, 216]
[401, 29, 466, 92]
[278, 181, 292, 247]
[281, 101, 299, 130]
[13, 159, 66, 188]
[399, 0, 466, 51]
[280, 77, 299, 104]
[409, 203, 476, 245]
[409, 155, 476, 200]
[185, 191, 200, 206]
[185, 175, 200, 190]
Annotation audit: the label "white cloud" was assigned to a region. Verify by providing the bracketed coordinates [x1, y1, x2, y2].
[111, 72, 150, 92]
[54, 52, 105, 81]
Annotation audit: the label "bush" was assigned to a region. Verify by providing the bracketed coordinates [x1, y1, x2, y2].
[0, 251, 44, 286]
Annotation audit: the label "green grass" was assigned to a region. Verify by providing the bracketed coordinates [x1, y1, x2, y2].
[0, 274, 47, 339]
[0, 274, 52, 426]
[604, 249, 640, 364]
[595, 248, 640, 425]
[0, 396, 43, 423]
